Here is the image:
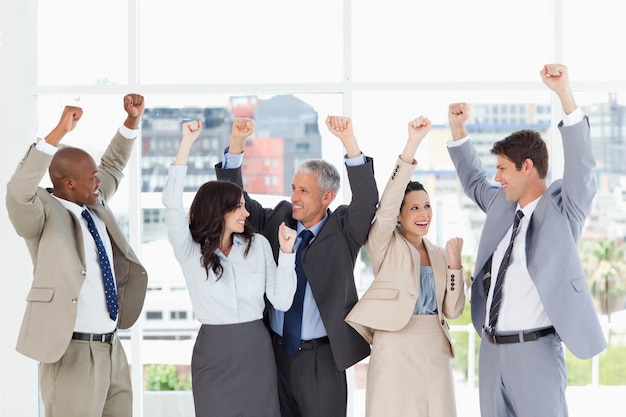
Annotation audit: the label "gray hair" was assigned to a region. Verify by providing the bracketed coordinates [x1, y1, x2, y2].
[296, 159, 341, 196]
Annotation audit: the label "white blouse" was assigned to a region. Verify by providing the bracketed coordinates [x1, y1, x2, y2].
[162, 165, 296, 325]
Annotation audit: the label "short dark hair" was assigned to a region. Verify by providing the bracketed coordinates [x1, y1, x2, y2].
[400, 181, 428, 209]
[490, 129, 549, 179]
[188, 180, 254, 279]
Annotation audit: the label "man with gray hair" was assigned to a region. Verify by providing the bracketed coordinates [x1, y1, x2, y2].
[216, 116, 378, 417]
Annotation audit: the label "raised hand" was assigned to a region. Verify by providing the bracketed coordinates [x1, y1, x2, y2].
[400, 116, 431, 164]
[123, 93, 145, 129]
[182, 120, 203, 143]
[325, 115, 361, 158]
[448, 103, 471, 141]
[229, 118, 255, 154]
[445, 237, 463, 270]
[540, 64, 570, 94]
[173, 120, 203, 166]
[540, 64, 577, 115]
[278, 222, 297, 254]
[44, 105, 83, 146]
[408, 116, 431, 143]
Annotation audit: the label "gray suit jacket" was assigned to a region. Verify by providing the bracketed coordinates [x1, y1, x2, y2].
[6, 133, 148, 363]
[448, 117, 606, 359]
[216, 158, 379, 371]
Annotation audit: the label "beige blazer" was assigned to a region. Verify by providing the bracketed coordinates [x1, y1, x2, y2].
[345, 157, 465, 356]
[6, 133, 148, 364]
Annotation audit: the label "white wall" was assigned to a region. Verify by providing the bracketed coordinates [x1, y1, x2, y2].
[0, 1, 41, 415]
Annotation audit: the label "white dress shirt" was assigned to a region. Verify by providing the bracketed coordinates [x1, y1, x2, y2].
[162, 165, 297, 324]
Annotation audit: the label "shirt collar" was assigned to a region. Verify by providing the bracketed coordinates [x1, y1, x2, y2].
[517, 196, 541, 219]
[297, 210, 329, 237]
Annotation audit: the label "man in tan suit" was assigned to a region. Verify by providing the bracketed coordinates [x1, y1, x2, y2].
[6, 94, 148, 417]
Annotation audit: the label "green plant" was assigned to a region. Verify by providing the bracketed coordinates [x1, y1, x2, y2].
[144, 364, 192, 391]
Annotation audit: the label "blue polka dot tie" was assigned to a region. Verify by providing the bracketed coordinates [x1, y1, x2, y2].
[283, 229, 314, 356]
[82, 209, 119, 321]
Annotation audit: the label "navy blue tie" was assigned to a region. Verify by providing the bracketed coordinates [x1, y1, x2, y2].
[488, 210, 524, 331]
[283, 229, 314, 356]
[82, 209, 119, 321]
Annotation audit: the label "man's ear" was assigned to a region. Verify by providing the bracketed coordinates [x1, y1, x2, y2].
[321, 189, 335, 206]
[63, 177, 74, 189]
[523, 158, 535, 175]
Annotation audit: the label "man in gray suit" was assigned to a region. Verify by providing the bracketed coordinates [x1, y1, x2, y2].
[6, 94, 148, 417]
[447, 64, 606, 417]
[216, 116, 378, 417]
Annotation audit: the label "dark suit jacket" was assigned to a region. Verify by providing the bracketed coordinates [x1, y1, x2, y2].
[6, 133, 148, 363]
[216, 158, 378, 370]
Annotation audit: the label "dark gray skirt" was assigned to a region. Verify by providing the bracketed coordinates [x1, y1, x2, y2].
[191, 319, 280, 417]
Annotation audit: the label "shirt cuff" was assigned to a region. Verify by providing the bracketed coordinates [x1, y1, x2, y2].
[222, 146, 244, 169]
[35, 138, 58, 156]
[118, 125, 139, 139]
[345, 152, 366, 167]
[447, 136, 470, 148]
[561, 108, 583, 127]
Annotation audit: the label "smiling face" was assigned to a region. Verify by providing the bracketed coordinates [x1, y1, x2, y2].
[397, 189, 432, 240]
[291, 171, 333, 228]
[50, 148, 101, 206]
[223, 195, 249, 235]
[494, 154, 528, 203]
[64, 153, 101, 206]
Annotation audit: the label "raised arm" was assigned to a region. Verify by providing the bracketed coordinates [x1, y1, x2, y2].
[325, 116, 361, 158]
[448, 102, 471, 141]
[540, 64, 577, 115]
[173, 120, 203, 166]
[401, 116, 431, 163]
[43, 105, 83, 146]
[98, 93, 145, 200]
[122, 93, 144, 130]
[227, 117, 255, 155]
[365, 117, 431, 263]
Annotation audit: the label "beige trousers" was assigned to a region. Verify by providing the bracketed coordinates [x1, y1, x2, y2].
[40, 335, 132, 417]
[366, 315, 457, 417]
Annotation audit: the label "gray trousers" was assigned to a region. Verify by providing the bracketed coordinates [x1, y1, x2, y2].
[479, 330, 568, 417]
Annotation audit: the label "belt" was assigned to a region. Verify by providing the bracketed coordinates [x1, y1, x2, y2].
[484, 326, 555, 344]
[271, 332, 330, 351]
[72, 331, 116, 344]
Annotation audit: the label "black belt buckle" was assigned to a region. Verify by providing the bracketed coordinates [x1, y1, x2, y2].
[483, 326, 555, 345]
[72, 331, 115, 344]
[483, 328, 499, 344]
[271, 332, 329, 351]
[300, 336, 330, 350]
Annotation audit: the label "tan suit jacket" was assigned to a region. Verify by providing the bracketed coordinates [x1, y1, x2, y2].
[6, 132, 148, 363]
[346, 157, 465, 356]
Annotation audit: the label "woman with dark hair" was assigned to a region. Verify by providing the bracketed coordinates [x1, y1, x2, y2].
[162, 119, 297, 417]
[346, 116, 465, 417]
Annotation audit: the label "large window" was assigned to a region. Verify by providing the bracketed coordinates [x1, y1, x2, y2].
[25, 0, 626, 416]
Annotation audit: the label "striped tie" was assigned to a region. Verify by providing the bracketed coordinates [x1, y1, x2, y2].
[488, 210, 524, 331]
